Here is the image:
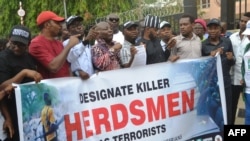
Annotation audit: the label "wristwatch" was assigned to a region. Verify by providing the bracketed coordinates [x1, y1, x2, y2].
[74, 70, 80, 76]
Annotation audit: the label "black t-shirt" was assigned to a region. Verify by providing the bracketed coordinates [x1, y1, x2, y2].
[0, 48, 37, 140]
[0, 49, 37, 83]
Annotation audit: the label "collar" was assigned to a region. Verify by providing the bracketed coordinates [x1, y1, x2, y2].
[160, 40, 167, 47]
[180, 32, 197, 40]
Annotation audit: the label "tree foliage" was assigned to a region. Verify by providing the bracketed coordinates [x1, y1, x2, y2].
[0, 0, 139, 38]
[21, 83, 59, 121]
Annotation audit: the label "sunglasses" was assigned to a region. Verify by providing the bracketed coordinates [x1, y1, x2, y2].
[109, 18, 119, 22]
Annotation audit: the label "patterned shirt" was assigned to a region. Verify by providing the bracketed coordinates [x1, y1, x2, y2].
[120, 40, 133, 65]
[91, 39, 121, 71]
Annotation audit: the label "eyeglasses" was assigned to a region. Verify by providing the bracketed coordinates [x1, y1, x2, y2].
[109, 18, 119, 22]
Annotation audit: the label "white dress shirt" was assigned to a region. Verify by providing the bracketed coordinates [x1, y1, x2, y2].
[63, 39, 94, 76]
[230, 31, 250, 85]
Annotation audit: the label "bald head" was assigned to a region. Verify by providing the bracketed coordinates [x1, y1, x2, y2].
[95, 21, 110, 31]
[95, 21, 113, 42]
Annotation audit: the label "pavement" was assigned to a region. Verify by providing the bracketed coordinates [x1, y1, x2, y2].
[234, 94, 245, 124]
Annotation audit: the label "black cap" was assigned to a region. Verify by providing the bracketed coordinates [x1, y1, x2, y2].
[123, 21, 138, 29]
[66, 15, 83, 28]
[207, 18, 221, 26]
[9, 25, 31, 45]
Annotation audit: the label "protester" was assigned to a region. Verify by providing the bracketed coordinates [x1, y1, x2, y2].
[29, 10, 80, 79]
[194, 18, 207, 41]
[169, 14, 201, 62]
[158, 21, 176, 52]
[230, 12, 250, 124]
[241, 20, 250, 125]
[120, 21, 140, 68]
[137, 15, 170, 64]
[0, 25, 43, 140]
[92, 21, 122, 71]
[106, 13, 124, 44]
[63, 15, 97, 79]
[202, 18, 235, 125]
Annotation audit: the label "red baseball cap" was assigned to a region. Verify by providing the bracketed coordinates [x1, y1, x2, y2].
[195, 18, 207, 31]
[36, 11, 65, 26]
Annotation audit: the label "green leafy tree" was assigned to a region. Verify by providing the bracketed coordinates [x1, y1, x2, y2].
[0, 0, 139, 37]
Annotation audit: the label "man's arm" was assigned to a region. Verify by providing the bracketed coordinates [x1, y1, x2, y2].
[48, 35, 80, 73]
[0, 69, 42, 89]
[0, 101, 14, 139]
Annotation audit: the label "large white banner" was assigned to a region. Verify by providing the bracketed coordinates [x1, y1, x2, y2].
[15, 56, 225, 141]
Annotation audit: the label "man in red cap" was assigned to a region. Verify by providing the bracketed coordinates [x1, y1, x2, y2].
[29, 11, 80, 79]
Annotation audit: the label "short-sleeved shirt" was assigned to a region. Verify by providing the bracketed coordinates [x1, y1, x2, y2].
[29, 35, 70, 79]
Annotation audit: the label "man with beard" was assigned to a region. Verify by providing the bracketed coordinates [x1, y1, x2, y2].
[137, 15, 170, 64]
[120, 21, 140, 68]
[92, 22, 122, 71]
[106, 13, 124, 44]
[202, 18, 235, 125]
[29, 11, 80, 79]
[229, 12, 250, 124]
[63, 15, 97, 79]
[170, 14, 201, 62]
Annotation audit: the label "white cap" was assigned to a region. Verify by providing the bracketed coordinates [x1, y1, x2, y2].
[159, 21, 171, 29]
[242, 21, 250, 35]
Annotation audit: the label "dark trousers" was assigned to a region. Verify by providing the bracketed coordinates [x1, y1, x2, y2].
[225, 84, 233, 125]
[231, 85, 243, 124]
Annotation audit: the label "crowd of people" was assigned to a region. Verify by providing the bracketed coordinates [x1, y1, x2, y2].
[0, 9, 249, 140]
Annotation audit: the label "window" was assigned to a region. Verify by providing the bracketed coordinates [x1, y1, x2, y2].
[200, 0, 210, 9]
